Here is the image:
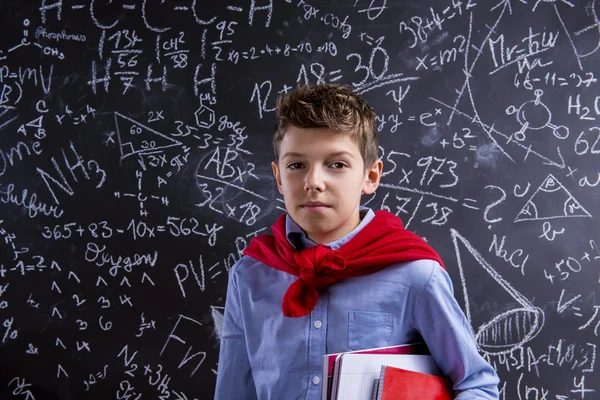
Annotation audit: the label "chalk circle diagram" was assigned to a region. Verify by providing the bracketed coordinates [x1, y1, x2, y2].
[451, 229, 545, 355]
[114, 112, 182, 161]
[515, 174, 592, 222]
[505, 89, 569, 142]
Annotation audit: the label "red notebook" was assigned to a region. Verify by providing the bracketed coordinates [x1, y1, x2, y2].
[378, 365, 453, 400]
[321, 343, 429, 400]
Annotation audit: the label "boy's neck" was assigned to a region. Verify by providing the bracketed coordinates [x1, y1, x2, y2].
[300, 210, 365, 246]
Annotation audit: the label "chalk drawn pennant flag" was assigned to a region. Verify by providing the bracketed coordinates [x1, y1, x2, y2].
[114, 112, 182, 161]
[514, 174, 591, 222]
[450, 229, 545, 355]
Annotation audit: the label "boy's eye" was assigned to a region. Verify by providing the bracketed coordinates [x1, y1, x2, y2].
[330, 162, 347, 169]
[287, 162, 303, 169]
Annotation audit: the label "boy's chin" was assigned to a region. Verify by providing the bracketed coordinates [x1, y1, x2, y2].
[298, 221, 348, 244]
[293, 218, 329, 236]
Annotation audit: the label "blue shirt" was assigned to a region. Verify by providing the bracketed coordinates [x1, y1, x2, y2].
[215, 208, 500, 399]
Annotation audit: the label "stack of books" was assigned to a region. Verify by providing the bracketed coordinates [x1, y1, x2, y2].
[321, 343, 453, 400]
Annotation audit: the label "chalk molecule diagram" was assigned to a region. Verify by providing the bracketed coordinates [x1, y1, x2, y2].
[1, 18, 66, 61]
[505, 89, 569, 141]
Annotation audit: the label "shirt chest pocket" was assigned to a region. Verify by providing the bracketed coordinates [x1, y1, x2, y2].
[348, 311, 393, 351]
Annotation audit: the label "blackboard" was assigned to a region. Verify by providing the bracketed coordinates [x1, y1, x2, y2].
[1, 0, 599, 398]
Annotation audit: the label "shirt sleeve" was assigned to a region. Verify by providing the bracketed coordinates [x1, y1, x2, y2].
[214, 262, 258, 400]
[412, 261, 500, 400]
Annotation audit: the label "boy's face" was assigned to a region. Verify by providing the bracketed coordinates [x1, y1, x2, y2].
[272, 126, 383, 245]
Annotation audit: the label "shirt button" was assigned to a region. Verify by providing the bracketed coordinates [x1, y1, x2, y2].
[314, 320, 322, 329]
[313, 376, 320, 385]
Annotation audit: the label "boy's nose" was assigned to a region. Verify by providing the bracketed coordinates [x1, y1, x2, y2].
[304, 168, 325, 192]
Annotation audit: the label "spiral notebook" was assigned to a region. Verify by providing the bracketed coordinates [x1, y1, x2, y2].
[331, 353, 441, 400]
[321, 343, 428, 400]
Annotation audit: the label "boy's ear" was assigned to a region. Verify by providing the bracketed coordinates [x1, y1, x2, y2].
[362, 159, 383, 195]
[271, 161, 284, 194]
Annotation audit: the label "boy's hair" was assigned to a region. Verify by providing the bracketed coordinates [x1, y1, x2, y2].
[273, 84, 378, 168]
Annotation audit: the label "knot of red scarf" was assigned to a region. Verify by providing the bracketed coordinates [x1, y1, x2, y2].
[244, 210, 444, 318]
[294, 244, 347, 284]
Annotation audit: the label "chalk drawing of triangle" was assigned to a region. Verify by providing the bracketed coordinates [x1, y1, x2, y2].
[211, 306, 224, 341]
[114, 112, 182, 160]
[515, 174, 591, 222]
[451, 229, 544, 355]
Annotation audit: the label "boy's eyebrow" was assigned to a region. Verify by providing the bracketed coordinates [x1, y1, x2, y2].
[281, 151, 356, 159]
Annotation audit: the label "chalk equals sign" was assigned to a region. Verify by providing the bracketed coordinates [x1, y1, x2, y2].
[462, 198, 479, 210]
[328, 69, 342, 82]
[156, 225, 165, 232]
[469, 146, 477, 151]
[407, 116, 416, 121]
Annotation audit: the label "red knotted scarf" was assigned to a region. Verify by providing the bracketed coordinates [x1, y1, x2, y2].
[243, 210, 444, 318]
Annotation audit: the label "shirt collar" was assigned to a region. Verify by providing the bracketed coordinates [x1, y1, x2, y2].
[285, 207, 375, 251]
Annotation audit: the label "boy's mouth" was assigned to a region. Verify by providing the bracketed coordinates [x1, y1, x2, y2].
[301, 201, 330, 211]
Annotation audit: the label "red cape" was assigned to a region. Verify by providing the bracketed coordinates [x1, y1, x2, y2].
[244, 210, 444, 318]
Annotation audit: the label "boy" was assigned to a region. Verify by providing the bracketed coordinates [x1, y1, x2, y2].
[214, 84, 500, 399]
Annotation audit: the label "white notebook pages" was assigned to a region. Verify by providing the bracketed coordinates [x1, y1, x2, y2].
[331, 354, 442, 400]
[321, 343, 426, 400]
